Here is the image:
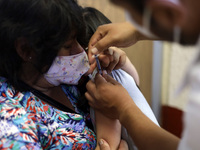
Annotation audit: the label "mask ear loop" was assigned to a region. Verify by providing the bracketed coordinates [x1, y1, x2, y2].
[167, 0, 179, 5]
[142, 7, 159, 39]
[173, 25, 181, 44]
[143, 7, 152, 32]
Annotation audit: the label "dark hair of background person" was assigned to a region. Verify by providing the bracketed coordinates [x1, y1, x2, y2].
[0, 0, 86, 91]
[124, 0, 145, 13]
[77, 7, 113, 115]
[124, 0, 188, 44]
[78, 7, 112, 47]
[109, 0, 145, 14]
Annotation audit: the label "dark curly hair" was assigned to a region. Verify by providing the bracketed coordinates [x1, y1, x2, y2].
[0, 0, 85, 91]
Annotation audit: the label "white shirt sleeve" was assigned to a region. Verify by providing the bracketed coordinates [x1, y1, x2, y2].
[111, 69, 159, 125]
[111, 69, 159, 150]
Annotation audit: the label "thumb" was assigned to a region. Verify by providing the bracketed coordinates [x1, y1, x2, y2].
[99, 139, 110, 150]
[88, 31, 113, 56]
[94, 73, 107, 86]
[103, 74, 120, 85]
[92, 35, 113, 55]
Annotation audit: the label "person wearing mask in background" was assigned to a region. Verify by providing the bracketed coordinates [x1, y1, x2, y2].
[0, 0, 127, 149]
[85, 0, 200, 149]
[80, 7, 159, 150]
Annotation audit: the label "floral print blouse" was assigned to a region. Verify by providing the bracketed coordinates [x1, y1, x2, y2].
[0, 77, 96, 149]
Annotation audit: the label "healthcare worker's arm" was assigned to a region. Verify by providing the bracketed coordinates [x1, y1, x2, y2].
[86, 74, 180, 150]
[95, 110, 121, 150]
[88, 22, 150, 63]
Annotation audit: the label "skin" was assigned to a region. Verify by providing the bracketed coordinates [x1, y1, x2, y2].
[82, 7, 140, 148]
[95, 110, 121, 150]
[86, 73, 180, 150]
[88, 22, 142, 62]
[17, 35, 129, 150]
[18, 38, 84, 111]
[98, 139, 128, 150]
[88, 0, 200, 54]
[85, 0, 200, 149]
[108, 46, 139, 85]
[96, 46, 140, 85]
[89, 47, 139, 150]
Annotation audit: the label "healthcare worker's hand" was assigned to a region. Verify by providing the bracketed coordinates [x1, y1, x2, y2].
[86, 46, 127, 75]
[88, 22, 140, 64]
[98, 139, 128, 150]
[98, 46, 126, 74]
[85, 73, 135, 119]
[96, 46, 139, 84]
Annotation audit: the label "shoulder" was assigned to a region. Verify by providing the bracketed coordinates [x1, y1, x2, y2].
[111, 69, 136, 85]
[0, 76, 17, 100]
[0, 77, 27, 118]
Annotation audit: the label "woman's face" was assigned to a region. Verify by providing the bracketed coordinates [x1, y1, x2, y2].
[42, 37, 90, 87]
[58, 38, 84, 56]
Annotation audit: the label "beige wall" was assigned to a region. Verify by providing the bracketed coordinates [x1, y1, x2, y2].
[78, 0, 125, 23]
[78, 0, 153, 104]
[161, 42, 197, 111]
[123, 42, 153, 104]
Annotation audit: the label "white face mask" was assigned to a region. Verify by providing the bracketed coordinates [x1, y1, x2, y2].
[44, 51, 90, 86]
[126, 8, 158, 39]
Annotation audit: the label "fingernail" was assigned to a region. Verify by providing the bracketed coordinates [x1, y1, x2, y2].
[91, 47, 98, 54]
[113, 52, 119, 60]
[103, 70, 107, 75]
[99, 139, 104, 146]
[92, 54, 100, 58]
[108, 48, 113, 55]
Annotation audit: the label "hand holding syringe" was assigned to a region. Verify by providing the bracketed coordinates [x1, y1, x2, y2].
[93, 54, 102, 75]
[85, 47, 102, 81]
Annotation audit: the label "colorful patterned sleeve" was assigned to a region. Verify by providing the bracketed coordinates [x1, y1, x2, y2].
[0, 77, 96, 149]
[0, 96, 43, 150]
